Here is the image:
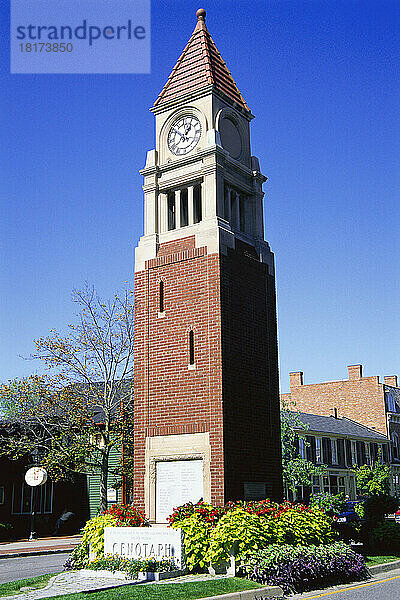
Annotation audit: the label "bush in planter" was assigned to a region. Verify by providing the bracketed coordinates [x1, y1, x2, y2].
[104, 503, 149, 527]
[242, 542, 369, 594]
[208, 508, 273, 566]
[270, 505, 337, 546]
[168, 500, 224, 528]
[65, 504, 149, 570]
[171, 512, 211, 571]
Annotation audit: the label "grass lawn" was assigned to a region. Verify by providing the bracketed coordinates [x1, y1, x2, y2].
[0, 573, 56, 597]
[37, 577, 262, 600]
[365, 554, 400, 566]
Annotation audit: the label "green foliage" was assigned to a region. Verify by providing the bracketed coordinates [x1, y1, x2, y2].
[363, 494, 399, 522]
[208, 508, 273, 565]
[370, 521, 400, 552]
[87, 555, 177, 578]
[82, 514, 119, 558]
[269, 505, 337, 546]
[354, 460, 391, 496]
[354, 503, 365, 519]
[310, 492, 346, 516]
[172, 513, 211, 571]
[170, 500, 337, 572]
[65, 513, 119, 568]
[280, 401, 327, 494]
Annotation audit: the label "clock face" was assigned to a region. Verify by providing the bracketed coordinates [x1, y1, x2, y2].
[168, 116, 202, 156]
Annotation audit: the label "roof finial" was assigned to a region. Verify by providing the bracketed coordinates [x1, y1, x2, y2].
[196, 8, 206, 21]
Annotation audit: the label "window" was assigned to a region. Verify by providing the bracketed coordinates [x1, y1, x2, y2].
[0, 486, 4, 505]
[230, 190, 237, 228]
[189, 330, 195, 365]
[338, 476, 346, 495]
[159, 281, 164, 313]
[365, 442, 371, 465]
[193, 184, 202, 223]
[386, 392, 396, 413]
[180, 188, 188, 227]
[331, 439, 338, 464]
[356, 441, 366, 465]
[351, 441, 357, 465]
[299, 437, 306, 459]
[224, 186, 230, 221]
[12, 478, 54, 515]
[391, 433, 399, 460]
[167, 192, 175, 230]
[315, 438, 322, 463]
[312, 475, 321, 494]
[239, 195, 246, 232]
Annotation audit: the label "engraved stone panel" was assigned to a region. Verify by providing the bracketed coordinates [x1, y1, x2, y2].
[156, 459, 203, 523]
[104, 527, 182, 567]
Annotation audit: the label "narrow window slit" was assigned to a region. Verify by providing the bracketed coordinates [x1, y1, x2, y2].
[189, 330, 195, 365]
[159, 281, 164, 313]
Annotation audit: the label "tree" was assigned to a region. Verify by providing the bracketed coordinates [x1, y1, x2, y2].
[353, 455, 392, 497]
[281, 401, 327, 499]
[0, 285, 134, 512]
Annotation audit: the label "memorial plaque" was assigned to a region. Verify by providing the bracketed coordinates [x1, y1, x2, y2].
[156, 459, 203, 523]
[104, 527, 182, 567]
[244, 481, 267, 500]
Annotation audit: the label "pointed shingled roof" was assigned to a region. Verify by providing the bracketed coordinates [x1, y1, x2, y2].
[153, 8, 250, 113]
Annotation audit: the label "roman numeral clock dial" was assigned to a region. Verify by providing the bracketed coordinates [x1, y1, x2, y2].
[167, 116, 202, 156]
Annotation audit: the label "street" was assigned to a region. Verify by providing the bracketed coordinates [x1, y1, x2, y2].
[294, 569, 400, 600]
[0, 553, 68, 583]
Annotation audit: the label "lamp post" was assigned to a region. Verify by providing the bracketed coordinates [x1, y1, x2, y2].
[25, 449, 47, 541]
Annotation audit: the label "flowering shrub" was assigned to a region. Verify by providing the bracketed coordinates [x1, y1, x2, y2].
[269, 505, 337, 546]
[309, 492, 346, 516]
[167, 501, 224, 527]
[104, 503, 149, 527]
[242, 542, 369, 594]
[87, 555, 177, 579]
[65, 504, 149, 570]
[169, 499, 337, 571]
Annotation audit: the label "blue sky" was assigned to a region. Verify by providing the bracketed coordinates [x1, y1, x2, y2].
[1, 0, 399, 392]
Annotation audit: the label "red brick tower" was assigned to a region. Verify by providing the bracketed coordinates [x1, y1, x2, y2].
[133, 9, 283, 522]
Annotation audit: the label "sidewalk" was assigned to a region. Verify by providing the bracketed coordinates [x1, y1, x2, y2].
[0, 536, 81, 558]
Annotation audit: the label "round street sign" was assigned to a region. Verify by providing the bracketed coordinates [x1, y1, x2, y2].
[25, 467, 48, 487]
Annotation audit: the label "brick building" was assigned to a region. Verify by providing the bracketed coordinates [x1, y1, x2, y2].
[132, 9, 283, 522]
[286, 411, 390, 501]
[281, 365, 400, 496]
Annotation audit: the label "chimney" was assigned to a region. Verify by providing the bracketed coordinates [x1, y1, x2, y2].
[333, 407, 338, 419]
[348, 364, 362, 380]
[384, 375, 398, 388]
[290, 371, 304, 389]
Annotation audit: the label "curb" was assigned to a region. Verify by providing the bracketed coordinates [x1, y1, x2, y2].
[369, 559, 400, 575]
[193, 586, 284, 600]
[0, 548, 74, 560]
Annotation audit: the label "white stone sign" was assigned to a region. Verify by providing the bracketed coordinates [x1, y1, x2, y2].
[156, 459, 203, 523]
[104, 527, 183, 567]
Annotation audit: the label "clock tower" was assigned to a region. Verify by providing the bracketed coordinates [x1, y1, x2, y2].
[133, 9, 283, 521]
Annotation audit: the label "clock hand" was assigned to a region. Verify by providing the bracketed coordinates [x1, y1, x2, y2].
[172, 127, 185, 139]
